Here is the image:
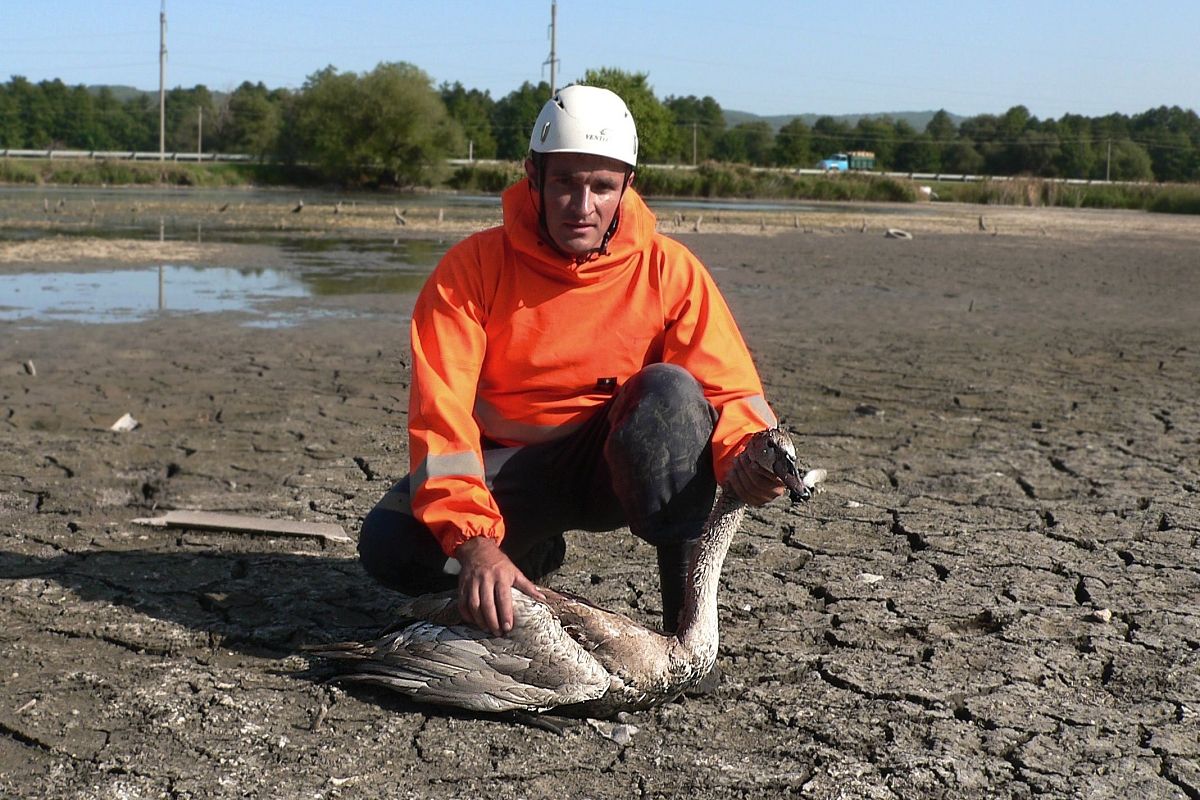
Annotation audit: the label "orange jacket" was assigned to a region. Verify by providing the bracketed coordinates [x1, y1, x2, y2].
[409, 180, 778, 557]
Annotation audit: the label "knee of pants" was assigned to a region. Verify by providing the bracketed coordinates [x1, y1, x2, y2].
[357, 493, 453, 595]
[608, 363, 716, 459]
[619, 363, 707, 411]
[356, 503, 400, 570]
[605, 364, 718, 547]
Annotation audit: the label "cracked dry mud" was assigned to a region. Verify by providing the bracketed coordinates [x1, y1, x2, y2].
[2, 206, 1198, 799]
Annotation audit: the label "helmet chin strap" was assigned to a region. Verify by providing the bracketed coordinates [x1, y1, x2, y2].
[529, 154, 632, 263]
[595, 171, 633, 256]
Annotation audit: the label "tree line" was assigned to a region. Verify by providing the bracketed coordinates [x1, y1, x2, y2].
[2, 65, 1198, 185]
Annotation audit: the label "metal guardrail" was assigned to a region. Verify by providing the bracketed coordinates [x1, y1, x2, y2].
[793, 167, 1123, 185]
[0, 148, 256, 162]
[644, 164, 1123, 186]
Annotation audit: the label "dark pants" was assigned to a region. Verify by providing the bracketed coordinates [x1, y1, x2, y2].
[357, 363, 718, 606]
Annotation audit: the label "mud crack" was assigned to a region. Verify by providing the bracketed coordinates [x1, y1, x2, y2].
[352, 456, 378, 481]
[813, 657, 948, 712]
[889, 509, 927, 552]
[0, 719, 58, 754]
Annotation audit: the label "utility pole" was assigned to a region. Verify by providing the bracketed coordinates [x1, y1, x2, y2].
[544, 1, 559, 98]
[159, 0, 167, 161]
[197, 106, 203, 157]
[692, 121, 698, 166]
[1106, 138, 1112, 182]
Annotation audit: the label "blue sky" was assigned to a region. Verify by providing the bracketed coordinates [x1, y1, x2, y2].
[2, 1, 1196, 119]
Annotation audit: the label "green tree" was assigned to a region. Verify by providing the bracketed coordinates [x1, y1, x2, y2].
[286, 62, 460, 185]
[1013, 130, 1061, 176]
[811, 116, 851, 160]
[578, 68, 675, 163]
[90, 87, 138, 149]
[441, 81, 496, 159]
[1051, 114, 1095, 179]
[122, 92, 158, 151]
[985, 105, 1044, 174]
[63, 85, 100, 148]
[714, 121, 775, 165]
[894, 133, 939, 172]
[664, 94, 725, 164]
[163, 85, 215, 153]
[850, 116, 898, 167]
[941, 140, 984, 174]
[960, 113, 1004, 174]
[9, 76, 51, 146]
[224, 81, 283, 158]
[773, 117, 812, 167]
[958, 113, 998, 144]
[37, 78, 72, 146]
[998, 105, 1031, 141]
[1106, 138, 1154, 181]
[925, 109, 958, 143]
[492, 81, 549, 160]
[1132, 106, 1200, 181]
[1091, 112, 1132, 144]
[0, 84, 20, 144]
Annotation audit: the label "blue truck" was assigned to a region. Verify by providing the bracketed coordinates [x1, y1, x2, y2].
[817, 150, 876, 171]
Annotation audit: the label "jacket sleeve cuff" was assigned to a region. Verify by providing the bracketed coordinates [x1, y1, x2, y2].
[439, 525, 505, 559]
[714, 431, 755, 485]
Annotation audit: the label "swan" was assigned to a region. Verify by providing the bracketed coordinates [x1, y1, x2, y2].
[309, 428, 825, 718]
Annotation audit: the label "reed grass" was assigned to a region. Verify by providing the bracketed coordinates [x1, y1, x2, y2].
[5, 157, 1199, 215]
[930, 177, 1200, 214]
[0, 158, 302, 188]
[635, 163, 921, 203]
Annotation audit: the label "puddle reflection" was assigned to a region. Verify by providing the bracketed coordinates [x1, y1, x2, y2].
[0, 260, 437, 326]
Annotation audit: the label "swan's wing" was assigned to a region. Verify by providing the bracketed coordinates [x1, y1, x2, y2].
[310, 590, 612, 714]
[540, 589, 676, 680]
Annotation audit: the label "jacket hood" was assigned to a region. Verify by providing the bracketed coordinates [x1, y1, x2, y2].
[501, 179, 658, 283]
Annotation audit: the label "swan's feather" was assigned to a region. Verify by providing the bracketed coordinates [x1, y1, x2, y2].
[311, 591, 611, 713]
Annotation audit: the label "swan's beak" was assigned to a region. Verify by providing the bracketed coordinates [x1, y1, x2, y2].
[770, 444, 811, 503]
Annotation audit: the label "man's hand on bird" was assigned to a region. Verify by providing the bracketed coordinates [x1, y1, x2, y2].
[728, 444, 788, 506]
[455, 537, 546, 636]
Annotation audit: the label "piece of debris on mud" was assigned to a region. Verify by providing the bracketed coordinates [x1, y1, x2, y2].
[110, 412, 139, 431]
[130, 510, 352, 544]
[588, 718, 639, 745]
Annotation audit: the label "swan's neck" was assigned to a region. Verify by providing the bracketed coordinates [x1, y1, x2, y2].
[675, 487, 746, 668]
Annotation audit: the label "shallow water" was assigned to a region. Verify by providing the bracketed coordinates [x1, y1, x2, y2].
[0, 239, 444, 327]
[0, 185, 921, 327]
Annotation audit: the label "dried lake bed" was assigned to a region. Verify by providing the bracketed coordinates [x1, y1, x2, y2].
[1, 189, 1198, 798]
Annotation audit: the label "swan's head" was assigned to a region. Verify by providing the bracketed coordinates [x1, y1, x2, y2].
[747, 428, 822, 503]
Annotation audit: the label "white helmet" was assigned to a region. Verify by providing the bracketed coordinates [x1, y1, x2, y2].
[529, 85, 638, 168]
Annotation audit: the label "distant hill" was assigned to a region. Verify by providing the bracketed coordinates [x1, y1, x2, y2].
[723, 109, 967, 132]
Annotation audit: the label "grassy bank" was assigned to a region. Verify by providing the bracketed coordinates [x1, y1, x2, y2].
[0, 157, 318, 188]
[440, 161, 1200, 213]
[6, 156, 1200, 214]
[445, 161, 921, 203]
[931, 177, 1200, 214]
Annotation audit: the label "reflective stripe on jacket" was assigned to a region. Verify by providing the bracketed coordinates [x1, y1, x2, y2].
[409, 180, 777, 557]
